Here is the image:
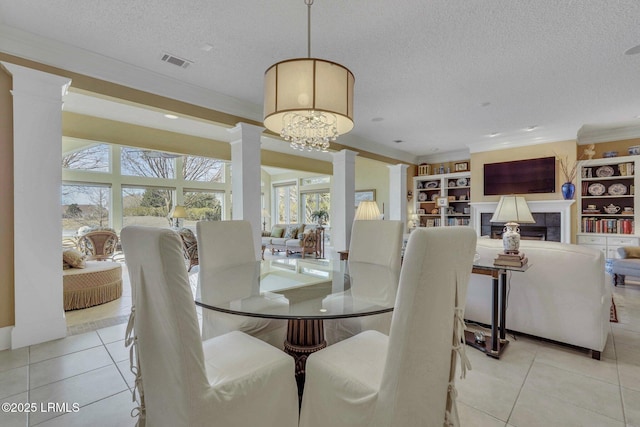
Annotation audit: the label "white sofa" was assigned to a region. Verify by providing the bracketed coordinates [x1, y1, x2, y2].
[465, 238, 610, 359]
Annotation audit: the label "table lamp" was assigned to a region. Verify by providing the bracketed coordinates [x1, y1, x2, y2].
[409, 213, 419, 229]
[489, 195, 535, 254]
[355, 201, 381, 220]
[261, 209, 271, 231]
[170, 205, 187, 228]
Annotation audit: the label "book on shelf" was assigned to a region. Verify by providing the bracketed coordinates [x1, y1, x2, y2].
[494, 257, 528, 267]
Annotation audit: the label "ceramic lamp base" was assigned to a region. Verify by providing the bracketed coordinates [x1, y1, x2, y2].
[502, 222, 521, 254]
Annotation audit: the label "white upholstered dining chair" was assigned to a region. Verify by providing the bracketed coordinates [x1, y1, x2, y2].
[196, 220, 288, 348]
[120, 226, 298, 427]
[299, 226, 477, 427]
[324, 219, 404, 344]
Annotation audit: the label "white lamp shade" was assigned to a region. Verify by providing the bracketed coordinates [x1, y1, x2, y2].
[171, 205, 187, 219]
[355, 201, 381, 220]
[263, 58, 355, 135]
[489, 196, 535, 224]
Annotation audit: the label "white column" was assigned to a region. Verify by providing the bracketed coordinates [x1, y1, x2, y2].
[331, 150, 358, 253]
[388, 164, 409, 230]
[228, 123, 263, 259]
[2, 62, 71, 349]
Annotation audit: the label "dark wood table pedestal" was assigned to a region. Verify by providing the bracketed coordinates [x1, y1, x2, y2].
[468, 266, 511, 359]
[283, 319, 326, 399]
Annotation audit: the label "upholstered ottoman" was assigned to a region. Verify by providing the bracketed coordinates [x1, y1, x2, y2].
[63, 261, 123, 310]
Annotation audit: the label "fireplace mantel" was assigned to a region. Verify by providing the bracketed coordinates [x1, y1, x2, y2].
[470, 200, 575, 243]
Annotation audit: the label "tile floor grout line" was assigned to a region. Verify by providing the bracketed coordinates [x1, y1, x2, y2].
[504, 341, 538, 425]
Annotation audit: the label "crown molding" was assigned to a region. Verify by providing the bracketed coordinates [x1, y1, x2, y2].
[577, 122, 640, 145]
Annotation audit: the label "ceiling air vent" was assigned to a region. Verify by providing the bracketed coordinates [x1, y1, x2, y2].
[160, 52, 193, 69]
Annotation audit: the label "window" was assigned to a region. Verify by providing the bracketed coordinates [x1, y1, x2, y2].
[275, 182, 298, 224]
[301, 176, 330, 185]
[302, 191, 330, 224]
[183, 155, 225, 182]
[61, 184, 111, 235]
[183, 190, 224, 226]
[62, 143, 110, 172]
[121, 148, 176, 179]
[122, 186, 173, 228]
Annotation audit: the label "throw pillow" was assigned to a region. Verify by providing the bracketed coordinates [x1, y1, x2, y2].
[63, 248, 87, 269]
[271, 227, 284, 238]
[622, 246, 640, 259]
[284, 225, 299, 239]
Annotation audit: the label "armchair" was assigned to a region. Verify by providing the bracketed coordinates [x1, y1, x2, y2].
[77, 229, 118, 261]
[612, 246, 640, 285]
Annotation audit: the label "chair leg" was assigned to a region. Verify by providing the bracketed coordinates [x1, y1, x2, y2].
[614, 274, 625, 286]
[592, 350, 601, 360]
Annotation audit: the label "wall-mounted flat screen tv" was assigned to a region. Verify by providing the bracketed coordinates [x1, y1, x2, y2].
[484, 156, 556, 195]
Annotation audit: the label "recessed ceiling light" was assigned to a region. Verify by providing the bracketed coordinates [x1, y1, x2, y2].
[634, 115, 640, 119]
[393, 139, 403, 144]
[625, 44, 640, 55]
[489, 132, 500, 137]
[480, 102, 491, 107]
[200, 43, 214, 52]
[371, 117, 384, 122]
[526, 125, 538, 131]
[164, 114, 179, 119]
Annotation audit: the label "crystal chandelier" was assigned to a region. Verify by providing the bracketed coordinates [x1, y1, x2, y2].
[263, 0, 354, 152]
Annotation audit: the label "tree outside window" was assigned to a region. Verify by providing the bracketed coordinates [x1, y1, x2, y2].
[61, 184, 111, 235]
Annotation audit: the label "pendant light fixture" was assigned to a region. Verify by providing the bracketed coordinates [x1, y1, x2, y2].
[263, 0, 355, 152]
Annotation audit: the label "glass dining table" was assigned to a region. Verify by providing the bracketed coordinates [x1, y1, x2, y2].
[194, 258, 398, 394]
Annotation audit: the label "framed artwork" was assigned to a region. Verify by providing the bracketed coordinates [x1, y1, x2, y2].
[355, 189, 376, 206]
[436, 196, 449, 207]
[454, 162, 469, 172]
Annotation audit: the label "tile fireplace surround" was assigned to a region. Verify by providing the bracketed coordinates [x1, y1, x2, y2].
[470, 200, 575, 243]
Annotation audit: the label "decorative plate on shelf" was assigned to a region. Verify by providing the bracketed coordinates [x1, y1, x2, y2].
[587, 183, 606, 196]
[417, 181, 424, 189]
[595, 166, 614, 177]
[425, 181, 439, 188]
[418, 192, 428, 201]
[448, 180, 456, 187]
[457, 178, 468, 187]
[608, 183, 627, 195]
[431, 193, 439, 201]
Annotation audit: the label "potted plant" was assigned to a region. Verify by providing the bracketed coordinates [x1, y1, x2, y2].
[310, 209, 329, 226]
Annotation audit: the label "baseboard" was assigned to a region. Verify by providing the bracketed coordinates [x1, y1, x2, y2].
[0, 326, 13, 351]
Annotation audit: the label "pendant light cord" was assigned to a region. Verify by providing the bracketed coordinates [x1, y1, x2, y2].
[305, 0, 313, 58]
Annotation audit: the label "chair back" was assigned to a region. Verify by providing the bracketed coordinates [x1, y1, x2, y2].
[197, 220, 257, 269]
[121, 226, 209, 426]
[373, 226, 477, 426]
[78, 230, 118, 261]
[348, 220, 403, 271]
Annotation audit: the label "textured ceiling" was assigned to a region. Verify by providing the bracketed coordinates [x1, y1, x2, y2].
[1, 0, 640, 160]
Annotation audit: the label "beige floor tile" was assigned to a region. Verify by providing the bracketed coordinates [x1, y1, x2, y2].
[29, 365, 128, 425]
[509, 386, 624, 427]
[0, 366, 28, 400]
[618, 358, 640, 393]
[0, 347, 29, 372]
[457, 401, 507, 427]
[524, 361, 624, 421]
[456, 366, 521, 422]
[461, 344, 535, 387]
[533, 345, 619, 385]
[29, 347, 113, 389]
[29, 331, 102, 364]
[105, 340, 129, 363]
[116, 359, 135, 390]
[96, 323, 128, 344]
[622, 387, 640, 427]
[34, 390, 135, 427]
[0, 392, 29, 427]
[613, 327, 640, 350]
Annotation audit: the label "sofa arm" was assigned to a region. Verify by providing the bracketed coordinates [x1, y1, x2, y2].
[618, 246, 640, 259]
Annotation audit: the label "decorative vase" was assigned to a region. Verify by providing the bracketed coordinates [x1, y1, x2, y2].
[502, 222, 520, 254]
[561, 182, 575, 200]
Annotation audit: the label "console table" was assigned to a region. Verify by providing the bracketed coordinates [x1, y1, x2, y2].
[468, 260, 529, 359]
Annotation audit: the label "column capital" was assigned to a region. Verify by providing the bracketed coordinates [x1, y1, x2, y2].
[228, 122, 264, 145]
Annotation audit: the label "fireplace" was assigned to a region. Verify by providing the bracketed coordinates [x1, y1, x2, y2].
[470, 200, 575, 244]
[490, 225, 548, 241]
[482, 213, 561, 242]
